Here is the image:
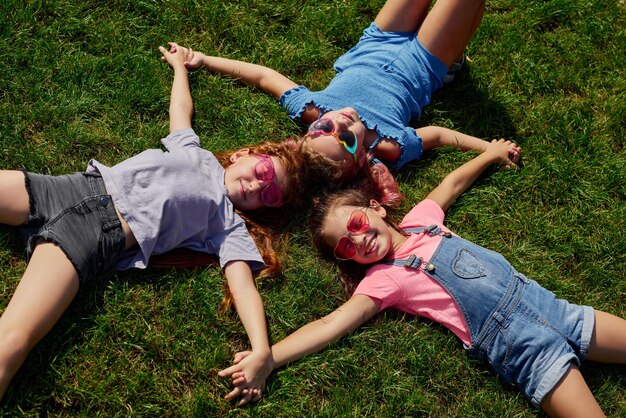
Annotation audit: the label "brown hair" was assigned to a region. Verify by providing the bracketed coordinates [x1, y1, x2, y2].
[309, 188, 404, 298]
[150, 141, 306, 310]
[298, 136, 403, 207]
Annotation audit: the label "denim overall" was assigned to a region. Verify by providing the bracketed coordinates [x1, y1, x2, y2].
[383, 225, 593, 406]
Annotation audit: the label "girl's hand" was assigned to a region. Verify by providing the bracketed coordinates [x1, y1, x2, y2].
[218, 349, 274, 405]
[507, 141, 522, 167]
[159, 42, 192, 70]
[486, 138, 521, 169]
[183, 51, 207, 71]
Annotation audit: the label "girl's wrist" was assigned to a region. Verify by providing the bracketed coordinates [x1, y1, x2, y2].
[172, 64, 188, 74]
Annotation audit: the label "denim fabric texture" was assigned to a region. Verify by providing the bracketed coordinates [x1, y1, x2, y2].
[380, 221, 594, 407]
[20, 171, 125, 285]
[422, 234, 594, 406]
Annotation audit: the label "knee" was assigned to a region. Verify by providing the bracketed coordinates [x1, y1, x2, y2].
[0, 328, 36, 362]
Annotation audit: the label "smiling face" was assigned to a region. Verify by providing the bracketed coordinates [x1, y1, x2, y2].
[224, 150, 287, 211]
[322, 202, 406, 265]
[305, 107, 368, 175]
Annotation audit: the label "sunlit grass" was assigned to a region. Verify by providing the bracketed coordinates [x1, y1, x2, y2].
[1, 0, 624, 415]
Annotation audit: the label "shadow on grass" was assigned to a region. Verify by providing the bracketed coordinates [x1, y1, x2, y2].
[425, 68, 519, 142]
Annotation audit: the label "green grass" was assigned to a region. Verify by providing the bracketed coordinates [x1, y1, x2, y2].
[1, 0, 625, 416]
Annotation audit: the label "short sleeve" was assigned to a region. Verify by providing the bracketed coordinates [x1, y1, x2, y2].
[161, 128, 200, 151]
[354, 268, 402, 311]
[279, 85, 314, 120]
[394, 128, 423, 169]
[402, 199, 445, 227]
[214, 214, 265, 272]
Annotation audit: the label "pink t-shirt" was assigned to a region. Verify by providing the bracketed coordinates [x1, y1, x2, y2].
[353, 199, 471, 345]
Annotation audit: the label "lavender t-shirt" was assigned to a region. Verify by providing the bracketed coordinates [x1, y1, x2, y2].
[86, 128, 264, 272]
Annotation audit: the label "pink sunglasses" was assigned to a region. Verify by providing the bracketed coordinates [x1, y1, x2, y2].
[333, 208, 370, 260]
[253, 154, 283, 207]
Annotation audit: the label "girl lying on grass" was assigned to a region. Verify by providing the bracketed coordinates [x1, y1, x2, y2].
[0, 43, 301, 399]
[170, 0, 520, 204]
[220, 140, 626, 416]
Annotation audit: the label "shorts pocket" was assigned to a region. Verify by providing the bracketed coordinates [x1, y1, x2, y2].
[485, 328, 513, 379]
[452, 248, 486, 279]
[95, 212, 125, 276]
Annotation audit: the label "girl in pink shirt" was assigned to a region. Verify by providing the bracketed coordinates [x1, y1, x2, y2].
[220, 139, 626, 416]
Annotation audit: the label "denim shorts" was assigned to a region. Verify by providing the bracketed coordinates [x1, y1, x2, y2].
[473, 273, 595, 407]
[20, 171, 125, 285]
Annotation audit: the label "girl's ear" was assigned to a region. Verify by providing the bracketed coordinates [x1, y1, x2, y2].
[369, 199, 386, 218]
[229, 148, 251, 163]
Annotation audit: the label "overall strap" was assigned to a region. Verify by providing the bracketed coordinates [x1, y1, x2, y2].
[381, 224, 450, 271]
[401, 224, 439, 235]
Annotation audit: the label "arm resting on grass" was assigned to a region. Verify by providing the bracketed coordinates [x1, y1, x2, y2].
[418, 126, 521, 167]
[159, 42, 193, 133]
[186, 52, 298, 99]
[426, 139, 517, 212]
[219, 294, 381, 403]
[222, 260, 272, 403]
[169, 45, 322, 124]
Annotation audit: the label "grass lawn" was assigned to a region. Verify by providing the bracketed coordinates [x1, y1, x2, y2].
[1, 0, 624, 416]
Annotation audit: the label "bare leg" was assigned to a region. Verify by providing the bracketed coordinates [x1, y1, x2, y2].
[540, 365, 605, 418]
[586, 310, 626, 363]
[0, 170, 30, 225]
[374, 0, 432, 33]
[0, 242, 79, 398]
[418, 0, 486, 67]
[540, 310, 626, 417]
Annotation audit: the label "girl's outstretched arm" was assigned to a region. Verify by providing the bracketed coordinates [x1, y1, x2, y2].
[166, 45, 298, 99]
[222, 260, 273, 402]
[426, 138, 519, 212]
[418, 126, 521, 167]
[159, 42, 194, 133]
[219, 294, 381, 404]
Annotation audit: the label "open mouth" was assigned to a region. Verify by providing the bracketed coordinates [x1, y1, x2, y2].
[363, 233, 377, 255]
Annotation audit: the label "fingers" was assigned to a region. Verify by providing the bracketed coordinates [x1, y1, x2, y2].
[502, 160, 518, 170]
[506, 141, 522, 168]
[233, 350, 252, 364]
[217, 349, 253, 376]
[230, 371, 245, 380]
[229, 371, 246, 387]
[232, 376, 246, 386]
[159, 42, 185, 62]
[238, 388, 253, 406]
[224, 386, 241, 401]
[218, 363, 242, 377]
[225, 388, 263, 405]
[236, 387, 262, 406]
[487, 138, 521, 169]
[508, 150, 521, 167]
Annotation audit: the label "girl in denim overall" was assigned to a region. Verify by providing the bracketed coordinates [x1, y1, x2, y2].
[219, 139, 626, 416]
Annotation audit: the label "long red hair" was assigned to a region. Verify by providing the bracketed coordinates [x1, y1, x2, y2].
[149, 141, 306, 310]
